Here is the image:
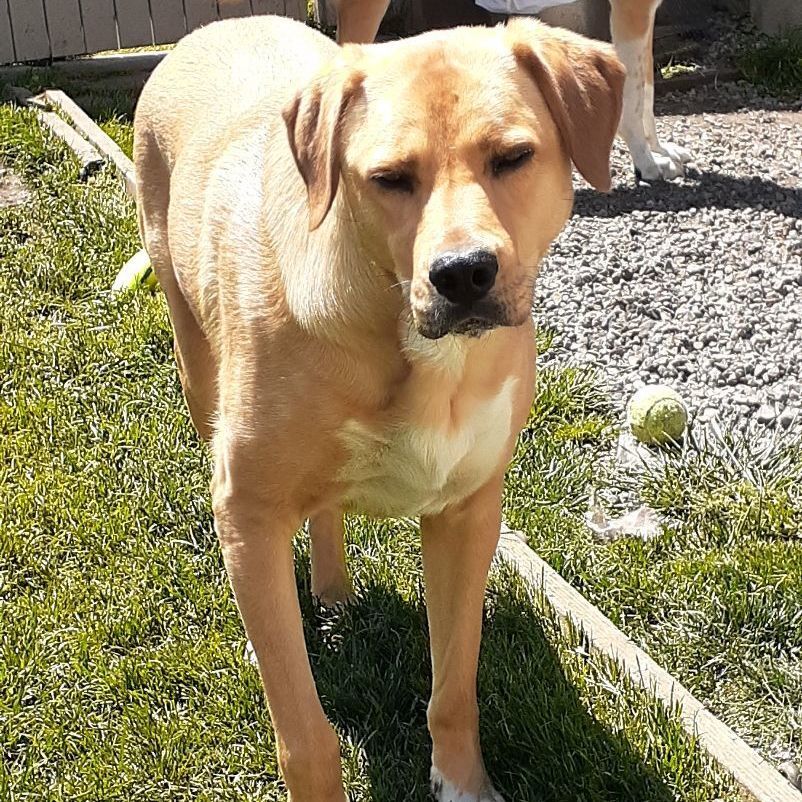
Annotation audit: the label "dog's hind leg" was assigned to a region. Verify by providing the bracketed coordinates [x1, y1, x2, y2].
[134, 128, 218, 441]
[333, 0, 389, 43]
[310, 508, 354, 607]
[610, 0, 690, 181]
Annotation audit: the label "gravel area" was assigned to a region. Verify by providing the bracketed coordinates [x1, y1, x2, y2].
[537, 82, 802, 437]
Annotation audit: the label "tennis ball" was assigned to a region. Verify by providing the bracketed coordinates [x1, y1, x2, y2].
[627, 384, 688, 445]
[112, 249, 158, 293]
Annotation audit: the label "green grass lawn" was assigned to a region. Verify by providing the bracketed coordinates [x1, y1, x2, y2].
[506, 371, 802, 768]
[1, 95, 792, 801]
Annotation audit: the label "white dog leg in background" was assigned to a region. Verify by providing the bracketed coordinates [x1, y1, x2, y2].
[610, 1, 692, 181]
[642, 72, 692, 171]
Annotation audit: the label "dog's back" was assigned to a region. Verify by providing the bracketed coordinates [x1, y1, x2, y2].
[135, 16, 334, 173]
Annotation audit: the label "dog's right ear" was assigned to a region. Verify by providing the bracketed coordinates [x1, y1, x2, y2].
[283, 61, 365, 231]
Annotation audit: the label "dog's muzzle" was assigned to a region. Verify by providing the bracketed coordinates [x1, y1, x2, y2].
[418, 249, 505, 339]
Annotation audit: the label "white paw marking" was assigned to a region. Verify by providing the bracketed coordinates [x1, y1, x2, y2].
[430, 766, 505, 802]
[635, 141, 693, 181]
[635, 150, 684, 181]
[659, 141, 692, 165]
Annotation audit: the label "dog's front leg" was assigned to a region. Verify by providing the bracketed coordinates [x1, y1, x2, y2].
[421, 477, 506, 802]
[212, 445, 345, 802]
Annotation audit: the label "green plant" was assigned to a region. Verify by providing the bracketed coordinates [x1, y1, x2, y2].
[738, 26, 802, 91]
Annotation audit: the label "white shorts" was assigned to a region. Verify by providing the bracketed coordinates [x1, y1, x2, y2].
[475, 0, 577, 14]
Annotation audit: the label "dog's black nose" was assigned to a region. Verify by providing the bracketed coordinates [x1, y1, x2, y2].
[429, 250, 498, 306]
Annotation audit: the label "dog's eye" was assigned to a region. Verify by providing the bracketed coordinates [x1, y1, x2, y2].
[371, 172, 414, 193]
[491, 148, 534, 177]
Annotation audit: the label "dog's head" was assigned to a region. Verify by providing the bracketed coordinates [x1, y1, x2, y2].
[284, 20, 624, 339]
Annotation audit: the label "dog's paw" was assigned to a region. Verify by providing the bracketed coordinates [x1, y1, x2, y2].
[635, 141, 692, 182]
[634, 150, 684, 182]
[430, 766, 505, 802]
[659, 141, 692, 165]
[314, 582, 356, 609]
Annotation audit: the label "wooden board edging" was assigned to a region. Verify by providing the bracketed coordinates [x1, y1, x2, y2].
[10, 86, 104, 177]
[38, 89, 136, 194]
[496, 523, 802, 802]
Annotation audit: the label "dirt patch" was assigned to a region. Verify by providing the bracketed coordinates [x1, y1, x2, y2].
[0, 165, 32, 208]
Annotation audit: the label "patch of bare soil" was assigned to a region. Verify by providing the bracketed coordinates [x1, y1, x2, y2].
[0, 164, 32, 207]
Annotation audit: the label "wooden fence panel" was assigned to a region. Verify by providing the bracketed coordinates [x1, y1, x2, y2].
[79, 0, 117, 51]
[0, 0, 307, 63]
[0, 0, 15, 62]
[8, 0, 50, 60]
[44, 0, 85, 56]
[251, 0, 286, 15]
[150, 0, 187, 43]
[185, 0, 218, 30]
[283, 0, 309, 19]
[217, 0, 252, 19]
[115, 0, 153, 47]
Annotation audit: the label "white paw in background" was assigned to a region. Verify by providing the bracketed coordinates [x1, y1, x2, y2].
[430, 766, 506, 802]
[635, 141, 693, 181]
[658, 141, 692, 167]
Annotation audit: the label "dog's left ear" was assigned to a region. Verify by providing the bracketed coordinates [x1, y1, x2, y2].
[283, 58, 365, 230]
[508, 19, 625, 192]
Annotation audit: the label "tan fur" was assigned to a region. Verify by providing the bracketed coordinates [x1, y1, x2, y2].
[134, 16, 623, 801]
[511, 22, 624, 192]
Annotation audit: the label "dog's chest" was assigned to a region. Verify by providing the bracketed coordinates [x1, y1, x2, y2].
[338, 377, 516, 517]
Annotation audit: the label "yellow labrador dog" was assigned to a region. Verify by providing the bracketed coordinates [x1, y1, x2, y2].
[337, 0, 691, 180]
[134, 15, 623, 801]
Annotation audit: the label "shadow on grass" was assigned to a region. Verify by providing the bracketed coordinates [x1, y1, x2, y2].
[298, 562, 675, 802]
[576, 167, 802, 219]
